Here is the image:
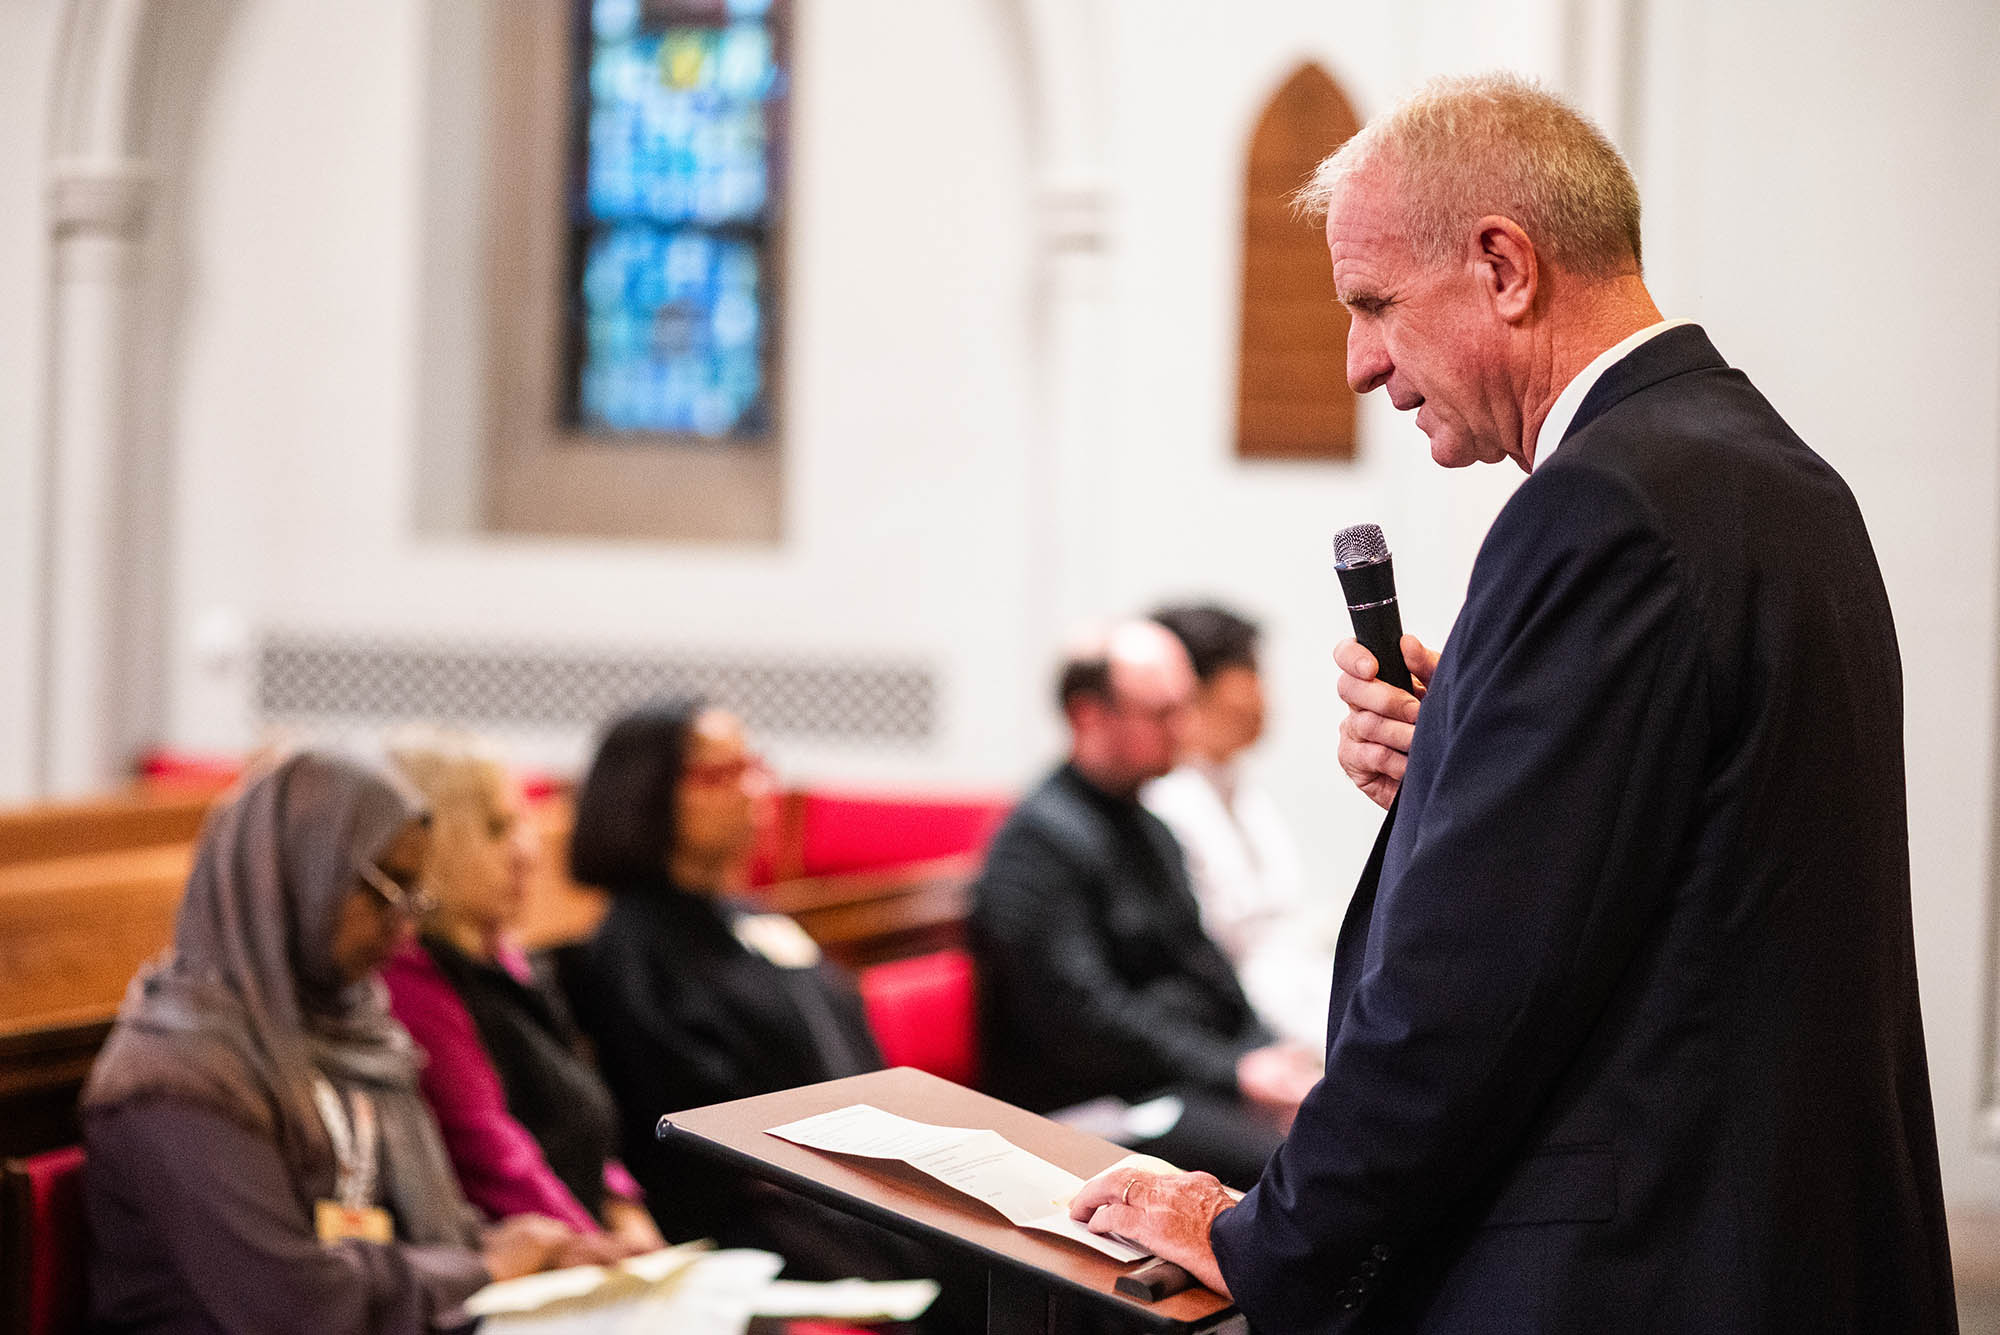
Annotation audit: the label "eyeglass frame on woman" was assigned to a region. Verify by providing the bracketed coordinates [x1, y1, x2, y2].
[352, 856, 437, 919]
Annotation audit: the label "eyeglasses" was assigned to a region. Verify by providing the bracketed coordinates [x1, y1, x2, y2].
[352, 856, 437, 919]
[682, 753, 771, 789]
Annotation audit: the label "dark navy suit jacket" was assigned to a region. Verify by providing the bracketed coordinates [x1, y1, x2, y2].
[1209, 326, 1956, 1332]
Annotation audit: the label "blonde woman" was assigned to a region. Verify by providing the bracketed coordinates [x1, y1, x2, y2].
[379, 732, 662, 1260]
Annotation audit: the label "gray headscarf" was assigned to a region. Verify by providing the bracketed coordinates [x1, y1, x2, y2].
[84, 750, 480, 1247]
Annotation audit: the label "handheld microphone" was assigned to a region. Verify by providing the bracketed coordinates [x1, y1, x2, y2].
[1333, 523, 1415, 694]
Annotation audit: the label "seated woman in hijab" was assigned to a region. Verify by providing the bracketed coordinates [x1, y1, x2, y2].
[560, 699, 889, 1267]
[84, 751, 593, 1334]
[378, 731, 663, 1259]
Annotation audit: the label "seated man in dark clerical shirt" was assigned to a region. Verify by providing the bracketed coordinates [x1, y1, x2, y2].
[969, 619, 1321, 1188]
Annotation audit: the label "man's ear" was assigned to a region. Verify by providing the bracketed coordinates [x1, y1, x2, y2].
[1473, 216, 1537, 322]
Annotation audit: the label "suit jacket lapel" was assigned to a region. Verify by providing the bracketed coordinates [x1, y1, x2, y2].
[1565, 324, 1729, 445]
[1323, 795, 1398, 1050]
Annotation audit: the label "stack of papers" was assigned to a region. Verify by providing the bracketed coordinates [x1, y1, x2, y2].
[765, 1103, 1150, 1263]
[467, 1242, 939, 1333]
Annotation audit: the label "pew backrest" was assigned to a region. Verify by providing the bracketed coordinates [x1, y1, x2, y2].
[0, 793, 212, 869]
[858, 948, 979, 1088]
[0, 847, 191, 1035]
[756, 854, 976, 968]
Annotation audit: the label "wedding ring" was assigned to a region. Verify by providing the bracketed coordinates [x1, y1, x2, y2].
[1121, 1177, 1138, 1207]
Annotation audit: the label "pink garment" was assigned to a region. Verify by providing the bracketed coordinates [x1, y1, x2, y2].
[382, 939, 638, 1232]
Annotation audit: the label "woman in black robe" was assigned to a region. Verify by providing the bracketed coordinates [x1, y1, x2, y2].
[560, 698, 892, 1271]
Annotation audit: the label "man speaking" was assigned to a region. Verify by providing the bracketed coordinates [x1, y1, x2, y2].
[1070, 73, 1956, 1331]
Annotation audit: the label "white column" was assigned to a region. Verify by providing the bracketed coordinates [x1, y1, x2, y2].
[42, 158, 151, 793]
[1018, 0, 1114, 659]
[1032, 174, 1114, 638]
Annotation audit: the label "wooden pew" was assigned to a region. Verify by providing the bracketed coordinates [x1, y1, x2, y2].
[0, 791, 213, 868]
[757, 854, 975, 968]
[0, 801, 592, 1033]
[0, 840, 193, 1158]
[0, 791, 616, 1160]
[0, 845, 192, 1034]
[0, 787, 980, 1159]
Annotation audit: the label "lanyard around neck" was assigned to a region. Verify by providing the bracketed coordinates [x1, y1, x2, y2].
[312, 1077, 380, 1211]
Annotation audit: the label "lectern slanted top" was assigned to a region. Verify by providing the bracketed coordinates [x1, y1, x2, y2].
[658, 1066, 1237, 1332]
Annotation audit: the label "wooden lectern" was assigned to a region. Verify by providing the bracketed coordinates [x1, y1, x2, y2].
[660, 1067, 1242, 1335]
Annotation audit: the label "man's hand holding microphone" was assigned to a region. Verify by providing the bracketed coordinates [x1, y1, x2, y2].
[1331, 523, 1438, 809]
[1334, 634, 1438, 809]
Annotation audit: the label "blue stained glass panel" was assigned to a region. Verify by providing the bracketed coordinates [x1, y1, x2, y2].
[571, 0, 784, 439]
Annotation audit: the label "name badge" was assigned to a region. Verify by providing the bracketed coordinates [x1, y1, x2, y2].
[315, 1200, 394, 1244]
[312, 1076, 388, 1246]
[732, 912, 822, 969]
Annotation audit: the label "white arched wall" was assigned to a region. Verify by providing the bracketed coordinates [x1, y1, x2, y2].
[14, 0, 1122, 797]
[129, 0, 1061, 789]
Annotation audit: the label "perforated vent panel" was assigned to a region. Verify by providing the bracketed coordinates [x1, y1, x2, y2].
[256, 634, 936, 743]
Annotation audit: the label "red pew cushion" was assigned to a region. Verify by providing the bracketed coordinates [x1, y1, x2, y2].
[859, 949, 979, 1090]
[797, 792, 1008, 878]
[4, 1145, 87, 1335]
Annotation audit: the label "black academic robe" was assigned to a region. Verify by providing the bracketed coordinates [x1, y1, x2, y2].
[1210, 326, 1956, 1332]
[560, 880, 883, 1267]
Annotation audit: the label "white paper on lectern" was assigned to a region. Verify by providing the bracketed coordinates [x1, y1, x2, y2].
[765, 1103, 1149, 1263]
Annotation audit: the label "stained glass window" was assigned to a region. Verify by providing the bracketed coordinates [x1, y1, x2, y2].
[568, 0, 786, 439]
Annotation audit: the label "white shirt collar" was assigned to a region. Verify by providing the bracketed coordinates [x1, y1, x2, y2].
[1188, 752, 1239, 809]
[1530, 319, 1693, 471]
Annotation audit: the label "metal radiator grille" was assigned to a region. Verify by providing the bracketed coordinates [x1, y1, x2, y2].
[257, 634, 936, 743]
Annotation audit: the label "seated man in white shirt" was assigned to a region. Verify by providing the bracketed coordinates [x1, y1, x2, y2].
[1144, 603, 1341, 1048]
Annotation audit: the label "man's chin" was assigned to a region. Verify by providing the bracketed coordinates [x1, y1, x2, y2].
[1426, 434, 1478, 469]
[1425, 429, 1504, 470]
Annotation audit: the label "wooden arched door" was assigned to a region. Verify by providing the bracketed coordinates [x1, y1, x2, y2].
[1235, 63, 1362, 461]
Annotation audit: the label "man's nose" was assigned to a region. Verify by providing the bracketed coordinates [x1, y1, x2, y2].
[1346, 322, 1390, 395]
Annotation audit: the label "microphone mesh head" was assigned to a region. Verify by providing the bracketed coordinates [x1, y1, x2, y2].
[1334, 523, 1390, 568]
